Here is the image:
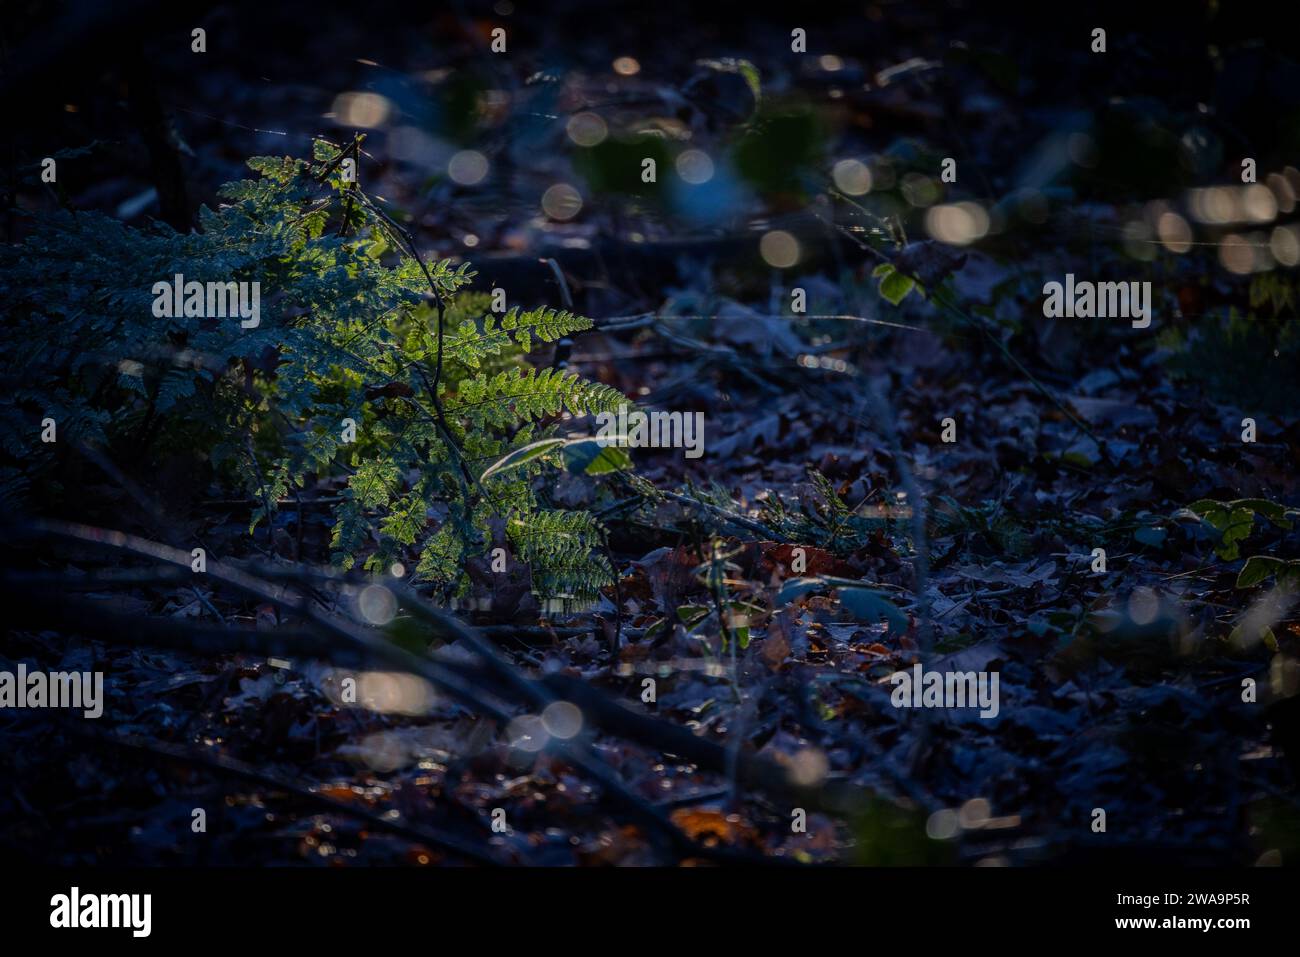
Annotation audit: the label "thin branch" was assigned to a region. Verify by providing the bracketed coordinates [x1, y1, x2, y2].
[658, 489, 780, 540]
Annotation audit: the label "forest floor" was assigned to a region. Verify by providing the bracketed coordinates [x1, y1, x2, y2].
[3, 1, 1299, 866]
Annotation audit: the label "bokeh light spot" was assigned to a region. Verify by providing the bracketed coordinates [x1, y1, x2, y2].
[448, 150, 489, 185]
[759, 230, 800, 268]
[541, 183, 583, 220]
[331, 91, 391, 128]
[832, 159, 872, 195]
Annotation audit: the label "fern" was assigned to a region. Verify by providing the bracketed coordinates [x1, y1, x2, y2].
[0, 138, 624, 609]
[443, 302, 593, 368]
[756, 469, 889, 553]
[450, 367, 626, 428]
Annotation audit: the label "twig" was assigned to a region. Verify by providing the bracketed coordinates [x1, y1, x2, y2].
[659, 490, 779, 540]
[477, 624, 591, 643]
[542, 257, 577, 371]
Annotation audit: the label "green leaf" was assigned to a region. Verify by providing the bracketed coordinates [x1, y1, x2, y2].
[1237, 555, 1286, 588]
[734, 59, 762, 104]
[1230, 621, 1279, 651]
[875, 264, 915, 306]
[676, 604, 710, 627]
[1231, 498, 1294, 530]
[644, 617, 667, 641]
[350, 460, 399, 509]
[1187, 499, 1224, 517]
[1215, 507, 1256, 560]
[562, 438, 633, 475]
[1191, 500, 1256, 560]
[480, 437, 566, 481]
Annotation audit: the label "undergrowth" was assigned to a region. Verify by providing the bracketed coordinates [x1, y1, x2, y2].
[0, 138, 627, 607]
